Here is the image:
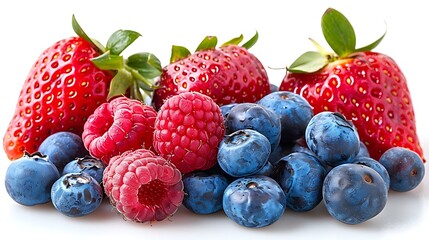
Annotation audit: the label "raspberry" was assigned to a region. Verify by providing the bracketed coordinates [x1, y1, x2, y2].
[103, 149, 184, 223]
[153, 92, 225, 173]
[82, 97, 157, 165]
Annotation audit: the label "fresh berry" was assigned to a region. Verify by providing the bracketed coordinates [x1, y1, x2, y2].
[225, 103, 281, 151]
[217, 129, 271, 177]
[223, 176, 286, 228]
[152, 33, 270, 109]
[270, 83, 279, 93]
[3, 16, 160, 161]
[258, 91, 314, 144]
[305, 111, 360, 166]
[352, 156, 390, 191]
[279, 8, 424, 161]
[254, 160, 274, 177]
[5, 152, 60, 206]
[182, 171, 230, 214]
[38, 131, 88, 172]
[153, 92, 225, 173]
[275, 152, 327, 212]
[103, 149, 184, 223]
[379, 147, 425, 192]
[356, 141, 370, 158]
[51, 172, 103, 217]
[323, 163, 388, 224]
[62, 156, 105, 185]
[82, 96, 157, 165]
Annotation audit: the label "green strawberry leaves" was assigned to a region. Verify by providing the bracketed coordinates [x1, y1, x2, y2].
[288, 8, 386, 73]
[72, 15, 160, 102]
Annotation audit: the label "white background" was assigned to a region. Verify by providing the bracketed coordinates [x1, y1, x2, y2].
[0, 0, 428, 239]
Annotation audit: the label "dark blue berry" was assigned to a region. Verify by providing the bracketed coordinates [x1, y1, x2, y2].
[5, 152, 60, 206]
[352, 156, 390, 191]
[379, 147, 425, 192]
[217, 129, 271, 177]
[62, 156, 105, 185]
[323, 164, 387, 224]
[305, 112, 360, 166]
[182, 171, 230, 214]
[356, 141, 370, 158]
[38, 131, 88, 172]
[51, 172, 103, 217]
[223, 176, 286, 228]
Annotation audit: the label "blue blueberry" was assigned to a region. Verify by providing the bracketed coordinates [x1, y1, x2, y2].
[268, 143, 293, 166]
[379, 147, 425, 192]
[275, 152, 327, 212]
[51, 172, 103, 217]
[217, 129, 271, 177]
[305, 112, 360, 166]
[223, 176, 286, 228]
[182, 171, 230, 214]
[220, 103, 238, 120]
[323, 164, 387, 224]
[352, 156, 390, 191]
[225, 103, 281, 151]
[253, 161, 274, 177]
[5, 152, 60, 206]
[356, 142, 370, 158]
[38, 131, 89, 172]
[62, 156, 105, 185]
[258, 91, 314, 144]
[269, 83, 279, 92]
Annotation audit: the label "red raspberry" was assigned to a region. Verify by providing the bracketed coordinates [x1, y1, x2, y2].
[103, 149, 184, 223]
[153, 92, 225, 173]
[82, 97, 157, 165]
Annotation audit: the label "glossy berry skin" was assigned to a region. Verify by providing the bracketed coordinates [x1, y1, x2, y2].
[218, 129, 271, 177]
[352, 156, 390, 191]
[5, 152, 60, 206]
[51, 172, 103, 217]
[305, 111, 360, 166]
[82, 96, 157, 165]
[379, 147, 425, 192]
[3, 37, 113, 160]
[323, 164, 387, 225]
[223, 176, 286, 228]
[152, 45, 270, 109]
[258, 91, 314, 144]
[38, 131, 88, 172]
[280, 52, 424, 161]
[62, 156, 105, 185]
[153, 92, 225, 173]
[225, 103, 281, 151]
[103, 149, 184, 223]
[182, 171, 230, 214]
[275, 152, 327, 212]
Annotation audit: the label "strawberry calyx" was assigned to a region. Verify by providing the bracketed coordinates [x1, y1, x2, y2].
[288, 8, 386, 73]
[169, 32, 259, 63]
[72, 15, 161, 102]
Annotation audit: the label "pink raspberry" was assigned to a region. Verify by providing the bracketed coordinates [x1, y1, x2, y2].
[103, 149, 184, 223]
[153, 92, 225, 173]
[82, 97, 157, 165]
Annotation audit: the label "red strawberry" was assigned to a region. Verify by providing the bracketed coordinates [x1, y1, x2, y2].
[153, 92, 225, 173]
[152, 33, 270, 109]
[279, 8, 424, 162]
[82, 96, 157, 165]
[3, 16, 160, 160]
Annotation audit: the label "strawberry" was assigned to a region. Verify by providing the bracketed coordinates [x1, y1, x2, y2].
[279, 8, 424, 162]
[152, 33, 270, 109]
[3, 16, 160, 160]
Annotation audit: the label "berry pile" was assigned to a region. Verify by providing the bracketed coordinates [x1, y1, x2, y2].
[2, 8, 426, 228]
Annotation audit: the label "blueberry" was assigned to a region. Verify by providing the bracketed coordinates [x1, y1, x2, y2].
[254, 161, 274, 177]
[258, 91, 314, 144]
[182, 171, 230, 214]
[223, 176, 286, 228]
[275, 152, 327, 212]
[5, 152, 60, 206]
[62, 156, 105, 185]
[379, 147, 425, 192]
[352, 156, 390, 191]
[356, 141, 370, 158]
[38, 131, 89, 172]
[269, 83, 279, 92]
[220, 103, 238, 121]
[305, 112, 360, 166]
[225, 103, 281, 151]
[268, 143, 293, 166]
[51, 172, 103, 217]
[217, 129, 271, 177]
[323, 164, 387, 225]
